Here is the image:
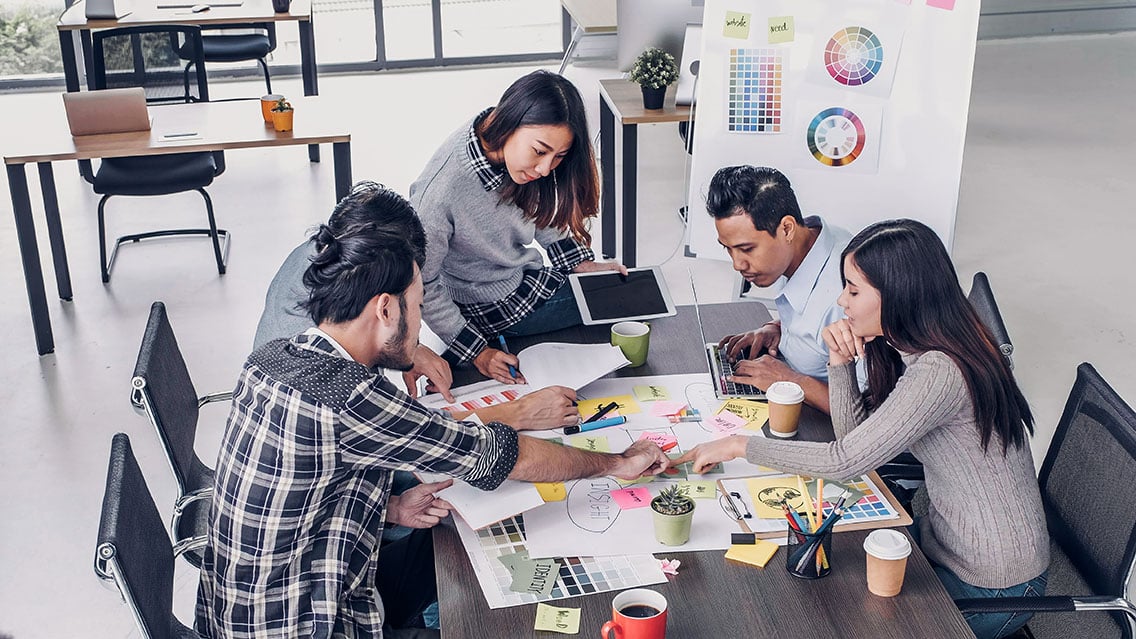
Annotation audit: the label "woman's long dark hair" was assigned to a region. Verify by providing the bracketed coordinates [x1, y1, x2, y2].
[478, 70, 598, 243]
[845, 219, 1033, 454]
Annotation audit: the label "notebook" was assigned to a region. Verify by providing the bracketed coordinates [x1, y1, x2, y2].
[689, 273, 766, 400]
[63, 89, 151, 137]
[85, 0, 132, 20]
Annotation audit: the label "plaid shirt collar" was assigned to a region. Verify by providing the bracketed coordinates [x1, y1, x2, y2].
[466, 107, 506, 192]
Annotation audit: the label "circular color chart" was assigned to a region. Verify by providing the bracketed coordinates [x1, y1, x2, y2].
[807, 108, 866, 167]
[824, 26, 883, 86]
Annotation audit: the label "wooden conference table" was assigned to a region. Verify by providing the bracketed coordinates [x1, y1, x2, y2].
[57, 0, 322, 161]
[599, 79, 693, 267]
[437, 302, 974, 638]
[3, 96, 351, 356]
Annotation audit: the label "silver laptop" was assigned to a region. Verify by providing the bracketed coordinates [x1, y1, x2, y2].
[63, 88, 151, 137]
[85, 0, 132, 20]
[689, 272, 766, 400]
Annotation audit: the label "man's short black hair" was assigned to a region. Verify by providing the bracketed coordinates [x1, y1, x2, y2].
[301, 182, 424, 325]
[705, 165, 803, 235]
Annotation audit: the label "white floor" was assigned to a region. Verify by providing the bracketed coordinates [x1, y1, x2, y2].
[1, 30, 1134, 639]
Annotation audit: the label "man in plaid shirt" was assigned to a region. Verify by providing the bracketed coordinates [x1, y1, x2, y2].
[196, 187, 668, 639]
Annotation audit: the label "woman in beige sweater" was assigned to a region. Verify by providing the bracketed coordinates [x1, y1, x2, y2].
[676, 219, 1048, 639]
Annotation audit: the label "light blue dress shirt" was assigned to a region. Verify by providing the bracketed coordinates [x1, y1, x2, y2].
[772, 216, 851, 381]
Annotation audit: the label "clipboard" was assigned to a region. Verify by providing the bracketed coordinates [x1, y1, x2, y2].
[716, 470, 913, 540]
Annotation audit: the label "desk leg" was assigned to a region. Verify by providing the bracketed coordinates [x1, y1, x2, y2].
[299, 19, 321, 163]
[7, 165, 55, 355]
[333, 142, 352, 202]
[621, 122, 637, 267]
[38, 163, 73, 302]
[599, 96, 615, 260]
[59, 31, 80, 93]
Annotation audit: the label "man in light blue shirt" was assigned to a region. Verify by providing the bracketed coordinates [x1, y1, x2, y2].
[707, 165, 852, 414]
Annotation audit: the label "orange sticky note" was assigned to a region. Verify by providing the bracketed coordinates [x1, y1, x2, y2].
[725, 540, 779, 568]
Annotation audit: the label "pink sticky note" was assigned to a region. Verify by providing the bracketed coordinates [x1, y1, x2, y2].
[707, 411, 747, 434]
[650, 401, 688, 417]
[610, 487, 652, 510]
[926, 0, 955, 9]
[638, 431, 679, 449]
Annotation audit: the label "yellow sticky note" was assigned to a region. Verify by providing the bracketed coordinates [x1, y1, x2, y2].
[719, 399, 769, 429]
[723, 10, 751, 39]
[678, 480, 718, 499]
[577, 395, 640, 418]
[725, 540, 779, 568]
[535, 602, 581, 634]
[535, 482, 567, 502]
[767, 16, 794, 43]
[569, 434, 610, 453]
[633, 385, 670, 402]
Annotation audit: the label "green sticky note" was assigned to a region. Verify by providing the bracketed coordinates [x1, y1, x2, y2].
[767, 16, 794, 43]
[633, 385, 670, 401]
[510, 558, 560, 597]
[679, 480, 718, 499]
[535, 602, 581, 634]
[569, 435, 610, 453]
[723, 11, 751, 39]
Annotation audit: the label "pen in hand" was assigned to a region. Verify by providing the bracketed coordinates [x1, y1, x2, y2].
[496, 335, 518, 380]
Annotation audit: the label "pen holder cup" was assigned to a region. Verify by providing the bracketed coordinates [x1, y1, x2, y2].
[786, 526, 833, 579]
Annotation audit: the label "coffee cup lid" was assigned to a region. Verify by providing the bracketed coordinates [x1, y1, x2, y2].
[863, 529, 912, 560]
[765, 381, 804, 404]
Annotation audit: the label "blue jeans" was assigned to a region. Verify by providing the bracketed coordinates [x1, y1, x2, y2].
[501, 284, 582, 337]
[910, 520, 1047, 639]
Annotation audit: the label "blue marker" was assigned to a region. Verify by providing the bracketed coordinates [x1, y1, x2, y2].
[497, 335, 518, 379]
[563, 415, 627, 435]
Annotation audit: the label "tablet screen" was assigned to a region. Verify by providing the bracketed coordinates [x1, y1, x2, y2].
[576, 270, 670, 321]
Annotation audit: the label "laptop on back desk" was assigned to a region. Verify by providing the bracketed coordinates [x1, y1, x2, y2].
[689, 273, 766, 401]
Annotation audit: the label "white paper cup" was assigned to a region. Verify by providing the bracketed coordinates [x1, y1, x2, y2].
[863, 529, 912, 597]
[765, 381, 805, 438]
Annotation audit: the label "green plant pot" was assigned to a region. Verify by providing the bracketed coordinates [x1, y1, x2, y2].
[651, 501, 695, 546]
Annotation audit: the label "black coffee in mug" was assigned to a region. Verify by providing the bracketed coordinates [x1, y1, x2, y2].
[619, 604, 661, 618]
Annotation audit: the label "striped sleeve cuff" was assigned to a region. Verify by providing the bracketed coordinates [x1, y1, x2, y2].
[465, 421, 519, 491]
[548, 237, 595, 272]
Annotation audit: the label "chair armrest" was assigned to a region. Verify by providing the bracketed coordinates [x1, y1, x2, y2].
[172, 534, 208, 559]
[956, 596, 1076, 614]
[198, 390, 233, 407]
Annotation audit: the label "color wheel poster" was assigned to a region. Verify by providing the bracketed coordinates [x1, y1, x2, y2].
[688, 0, 981, 259]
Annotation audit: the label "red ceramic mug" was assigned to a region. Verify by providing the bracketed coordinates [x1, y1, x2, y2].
[600, 588, 668, 639]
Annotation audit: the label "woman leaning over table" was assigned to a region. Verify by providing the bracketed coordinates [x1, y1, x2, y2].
[409, 70, 625, 385]
[675, 219, 1048, 639]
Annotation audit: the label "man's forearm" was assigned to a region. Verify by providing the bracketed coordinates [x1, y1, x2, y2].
[507, 436, 620, 482]
[792, 373, 830, 415]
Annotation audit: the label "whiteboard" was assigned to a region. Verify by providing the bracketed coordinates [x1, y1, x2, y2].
[687, 0, 981, 259]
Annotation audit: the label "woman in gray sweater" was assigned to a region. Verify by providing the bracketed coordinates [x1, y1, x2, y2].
[677, 219, 1048, 639]
[409, 71, 624, 383]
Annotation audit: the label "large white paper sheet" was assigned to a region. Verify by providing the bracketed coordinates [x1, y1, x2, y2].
[517, 342, 630, 390]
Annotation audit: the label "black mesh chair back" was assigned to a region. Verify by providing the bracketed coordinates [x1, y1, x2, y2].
[132, 302, 225, 567]
[87, 25, 229, 282]
[92, 25, 209, 104]
[957, 363, 1136, 638]
[968, 271, 1014, 368]
[95, 433, 203, 639]
[190, 22, 278, 95]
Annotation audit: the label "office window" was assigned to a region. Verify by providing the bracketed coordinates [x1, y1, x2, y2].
[0, 0, 64, 79]
[439, 0, 560, 59]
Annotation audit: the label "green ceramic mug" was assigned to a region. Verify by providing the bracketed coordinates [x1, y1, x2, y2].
[611, 321, 651, 367]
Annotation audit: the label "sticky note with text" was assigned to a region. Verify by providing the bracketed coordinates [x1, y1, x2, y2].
[767, 16, 794, 43]
[610, 487, 652, 510]
[534, 603, 581, 634]
[723, 10, 751, 39]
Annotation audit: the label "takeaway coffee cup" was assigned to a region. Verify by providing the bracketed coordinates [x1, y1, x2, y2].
[260, 94, 283, 123]
[765, 381, 805, 438]
[600, 588, 668, 639]
[611, 321, 651, 368]
[864, 529, 913, 597]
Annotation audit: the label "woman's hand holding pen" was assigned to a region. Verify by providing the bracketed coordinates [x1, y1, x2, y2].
[474, 347, 525, 384]
[572, 260, 629, 276]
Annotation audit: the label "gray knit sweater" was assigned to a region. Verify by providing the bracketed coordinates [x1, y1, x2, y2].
[408, 118, 576, 346]
[745, 350, 1049, 588]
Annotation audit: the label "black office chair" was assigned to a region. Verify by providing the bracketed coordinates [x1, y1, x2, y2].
[90, 25, 229, 283]
[957, 363, 1136, 639]
[181, 23, 277, 95]
[131, 301, 230, 568]
[968, 271, 1014, 369]
[95, 433, 205, 639]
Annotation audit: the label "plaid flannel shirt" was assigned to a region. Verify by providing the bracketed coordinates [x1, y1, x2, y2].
[196, 331, 518, 639]
[444, 109, 594, 365]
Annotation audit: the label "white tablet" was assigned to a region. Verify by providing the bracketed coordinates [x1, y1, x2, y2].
[568, 266, 677, 325]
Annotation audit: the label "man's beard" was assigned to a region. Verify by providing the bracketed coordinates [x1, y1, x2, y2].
[374, 306, 414, 372]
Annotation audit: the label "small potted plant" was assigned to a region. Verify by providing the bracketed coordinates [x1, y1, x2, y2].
[629, 46, 679, 110]
[651, 484, 695, 546]
[271, 97, 294, 133]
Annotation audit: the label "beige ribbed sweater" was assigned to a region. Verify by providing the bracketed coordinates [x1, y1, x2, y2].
[745, 351, 1049, 588]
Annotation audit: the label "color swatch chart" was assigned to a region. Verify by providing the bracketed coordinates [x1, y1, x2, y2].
[825, 477, 898, 522]
[727, 48, 784, 133]
[806, 107, 866, 167]
[824, 26, 884, 86]
[454, 514, 666, 609]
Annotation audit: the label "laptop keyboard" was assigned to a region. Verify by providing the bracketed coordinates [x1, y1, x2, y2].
[715, 347, 761, 396]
